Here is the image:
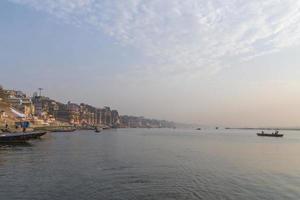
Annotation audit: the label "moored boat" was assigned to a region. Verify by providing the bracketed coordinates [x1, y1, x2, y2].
[0, 131, 47, 143]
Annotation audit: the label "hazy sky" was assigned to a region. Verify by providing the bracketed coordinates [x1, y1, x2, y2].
[1, 0, 300, 127]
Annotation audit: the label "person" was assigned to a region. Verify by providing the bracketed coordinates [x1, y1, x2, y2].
[22, 121, 28, 132]
[5, 123, 8, 129]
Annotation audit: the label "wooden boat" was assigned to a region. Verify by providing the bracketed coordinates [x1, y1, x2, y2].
[0, 131, 47, 143]
[257, 132, 283, 137]
[95, 127, 101, 133]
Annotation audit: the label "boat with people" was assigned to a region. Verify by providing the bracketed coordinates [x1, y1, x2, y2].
[257, 130, 283, 137]
[0, 131, 47, 143]
[95, 127, 102, 133]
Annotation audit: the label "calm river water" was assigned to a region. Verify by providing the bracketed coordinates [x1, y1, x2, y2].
[1, 128, 300, 200]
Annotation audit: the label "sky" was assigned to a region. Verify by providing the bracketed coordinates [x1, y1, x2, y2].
[1, 0, 300, 127]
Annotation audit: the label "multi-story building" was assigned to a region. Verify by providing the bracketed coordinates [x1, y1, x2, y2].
[95, 109, 102, 125]
[55, 103, 70, 123]
[103, 106, 112, 126]
[79, 103, 98, 126]
[31, 96, 59, 118]
[1, 86, 131, 127]
[5, 90, 35, 117]
[66, 102, 80, 124]
[111, 110, 120, 127]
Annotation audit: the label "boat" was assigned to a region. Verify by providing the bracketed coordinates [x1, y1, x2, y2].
[196, 128, 201, 130]
[95, 127, 101, 133]
[0, 131, 47, 143]
[257, 133, 284, 137]
[257, 131, 283, 137]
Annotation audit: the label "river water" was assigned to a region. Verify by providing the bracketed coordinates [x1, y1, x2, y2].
[1, 128, 300, 200]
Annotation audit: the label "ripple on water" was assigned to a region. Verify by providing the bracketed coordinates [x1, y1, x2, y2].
[1, 129, 300, 200]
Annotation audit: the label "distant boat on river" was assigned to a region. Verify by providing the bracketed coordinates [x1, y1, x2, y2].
[257, 130, 283, 137]
[95, 127, 102, 133]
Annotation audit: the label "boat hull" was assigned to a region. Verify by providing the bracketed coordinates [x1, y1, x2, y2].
[0, 132, 47, 143]
[257, 133, 283, 137]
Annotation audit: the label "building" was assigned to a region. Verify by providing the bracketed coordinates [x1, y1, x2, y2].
[111, 110, 120, 127]
[31, 96, 59, 122]
[66, 102, 80, 124]
[5, 90, 35, 117]
[79, 103, 98, 126]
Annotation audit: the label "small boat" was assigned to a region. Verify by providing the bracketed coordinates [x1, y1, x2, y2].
[0, 131, 47, 143]
[95, 127, 101, 133]
[196, 128, 201, 130]
[257, 131, 283, 137]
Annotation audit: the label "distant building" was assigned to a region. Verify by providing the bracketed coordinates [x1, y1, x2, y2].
[111, 110, 120, 127]
[119, 115, 174, 128]
[1, 85, 175, 128]
[31, 96, 59, 121]
[96, 109, 102, 125]
[66, 102, 80, 124]
[5, 89, 35, 117]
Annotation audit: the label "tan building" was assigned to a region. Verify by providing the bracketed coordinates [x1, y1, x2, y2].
[6, 96, 35, 117]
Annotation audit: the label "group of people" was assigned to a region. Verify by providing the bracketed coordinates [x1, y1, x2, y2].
[2, 121, 29, 133]
[261, 130, 279, 135]
[15, 121, 29, 132]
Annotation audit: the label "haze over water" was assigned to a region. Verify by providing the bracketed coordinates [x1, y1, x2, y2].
[1, 129, 300, 200]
